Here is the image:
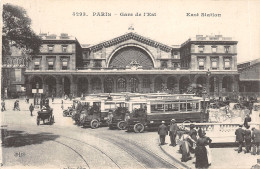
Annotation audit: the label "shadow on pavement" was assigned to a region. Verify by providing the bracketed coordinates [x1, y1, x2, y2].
[2, 130, 59, 147]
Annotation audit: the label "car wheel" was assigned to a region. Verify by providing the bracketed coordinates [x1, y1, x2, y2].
[134, 123, 144, 133]
[90, 119, 99, 129]
[117, 121, 127, 130]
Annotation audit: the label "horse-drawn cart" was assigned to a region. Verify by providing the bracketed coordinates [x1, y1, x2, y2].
[37, 107, 54, 125]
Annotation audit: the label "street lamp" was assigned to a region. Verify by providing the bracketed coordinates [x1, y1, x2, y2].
[201, 88, 207, 122]
[35, 82, 39, 105]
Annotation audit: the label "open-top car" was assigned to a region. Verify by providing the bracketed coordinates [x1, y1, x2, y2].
[37, 106, 54, 125]
[108, 107, 130, 130]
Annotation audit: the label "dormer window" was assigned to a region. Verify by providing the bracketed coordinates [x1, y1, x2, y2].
[48, 45, 54, 52]
[62, 45, 67, 52]
[211, 46, 217, 53]
[224, 46, 230, 53]
[198, 46, 204, 53]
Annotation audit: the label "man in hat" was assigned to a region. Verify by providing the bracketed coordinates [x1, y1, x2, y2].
[169, 119, 178, 146]
[244, 125, 252, 154]
[252, 127, 260, 155]
[158, 121, 168, 145]
[235, 124, 245, 153]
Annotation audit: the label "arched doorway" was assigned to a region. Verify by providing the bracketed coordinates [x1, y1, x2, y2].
[30, 76, 43, 89]
[45, 76, 56, 97]
[63, 77, 71, 95]
[196, 76, 206, 87]
[179, 76, 190, 94]
[91, 77, 102, 93]
[167, 77, 177, 92]
[104, 77, 114, 93]
[129, 77, 139, 93]
[154, 77, 164, 92]
[78, 77, 88, 96]
[222, 76, 233, 92]
[117, 77, 126, 92]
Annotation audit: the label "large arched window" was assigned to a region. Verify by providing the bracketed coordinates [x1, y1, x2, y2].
[117, 77, 126, 92]
[109, 46, 154, 68]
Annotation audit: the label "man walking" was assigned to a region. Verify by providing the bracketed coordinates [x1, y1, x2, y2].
[158, 121, 168, 145]
[169, 119, 178, 146]
[252, 127, 260, 155]
[29, 103, 34, 116]
[244, 125, 252, 153]
[235, 124, 244, 153]
[1, 100, 6, 111]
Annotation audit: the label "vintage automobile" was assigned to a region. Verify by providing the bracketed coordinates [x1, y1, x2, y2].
[108, 107, 130, 130]
[126, 108, 147, 133]
[37, 106, 54, 125]
[79, 103, 109, 129]
[63, 107, 75, 117]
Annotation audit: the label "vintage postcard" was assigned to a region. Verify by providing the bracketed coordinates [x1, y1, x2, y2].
[1, 0, 260, 169]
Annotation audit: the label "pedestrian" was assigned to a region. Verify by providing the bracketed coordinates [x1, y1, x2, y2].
[52, 95, 54, 102]
[61, 100, 64, 110]
[29, 103, 34, 116]
[195, 130, 212, 168]
[1, 100, 6, 111]
[158, 121, 168, 145]
[235, 124, 244, 153]
[252, 127, 260, 155]
[180, 130, 196, 162]
[169, 119, 178, 146]
[244, 113, 251, 128]
[189, 124, 198, 153]
[244, 125, 251, 154]
[16, 100, 20, 111]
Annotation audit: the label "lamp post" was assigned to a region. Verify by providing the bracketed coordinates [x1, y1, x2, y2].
[35, 82, 39, 105]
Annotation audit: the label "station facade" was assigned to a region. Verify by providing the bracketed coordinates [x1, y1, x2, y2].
[24, 32, 239, 98]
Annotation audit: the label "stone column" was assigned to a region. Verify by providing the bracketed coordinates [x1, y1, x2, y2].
[150, 77, 155, 93]
[101, 76, 104, 93]
[219, 77, 223, 97]
[41, 56, 46, 70]
[87, 77, 91, 94]
[56, 56, 60, 70]
[113, 76, 117, 93]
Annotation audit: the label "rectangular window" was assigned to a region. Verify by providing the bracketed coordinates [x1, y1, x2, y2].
[62, 46, 67, 52]
[198, 58, 205, 70]
[211, 46, 217, 53]
[34, 61, 40, 70]
[224, 59, 231, 69]
[48, 46, 54, 52]
[224, 46, 230, 53]
[198, 46, 204, 53]
[48, 61, 54, 70]
[62, 61, 68, 70]
[15, 69, 22, 82]
[211, 58, 218, 70]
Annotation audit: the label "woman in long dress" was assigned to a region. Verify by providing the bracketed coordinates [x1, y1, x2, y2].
[195, 130, 212, 168]
[180, 130, 196, 162]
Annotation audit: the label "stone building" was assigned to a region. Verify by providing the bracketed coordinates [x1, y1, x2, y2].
[238, 59, 260, 97]
[24, 32, 239, 98]
[1, 46, 30, 98]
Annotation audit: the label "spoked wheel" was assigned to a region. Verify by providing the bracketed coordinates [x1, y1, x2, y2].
[90, 119, 99, 129]
[134, 123, 145, 133]
[37, 117, 40, 125]
[117, 121, 127, 130]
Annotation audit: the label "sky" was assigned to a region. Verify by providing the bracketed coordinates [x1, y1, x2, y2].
[2, 0, 260, 63]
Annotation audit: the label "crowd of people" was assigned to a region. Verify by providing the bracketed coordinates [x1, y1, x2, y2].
[235, 124, 260, 155]
[158, 120, 212, 168]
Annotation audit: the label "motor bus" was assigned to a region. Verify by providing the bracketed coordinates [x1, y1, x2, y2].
[126, 94, 209, 132]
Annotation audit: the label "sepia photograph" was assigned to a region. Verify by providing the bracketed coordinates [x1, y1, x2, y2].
[1, 0, 260, 168]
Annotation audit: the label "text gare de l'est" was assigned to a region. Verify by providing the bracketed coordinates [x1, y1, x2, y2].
[92, 12, 156, 16]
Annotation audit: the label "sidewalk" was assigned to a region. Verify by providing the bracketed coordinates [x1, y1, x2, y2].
[161, 136, 259, 169]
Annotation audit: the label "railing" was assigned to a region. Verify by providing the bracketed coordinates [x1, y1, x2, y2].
[181, 122, 260, 143]
[76, 67, 189, 71]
